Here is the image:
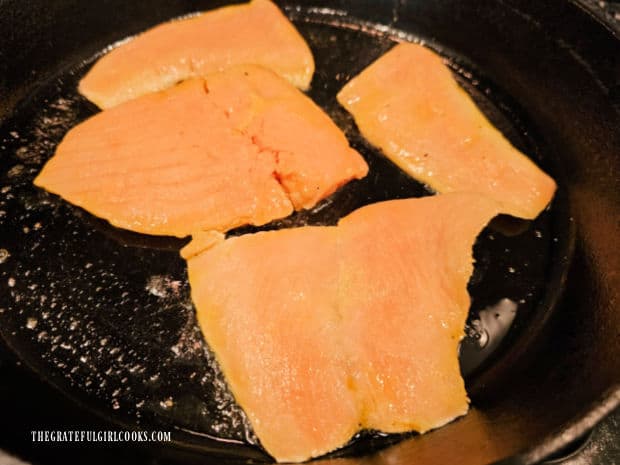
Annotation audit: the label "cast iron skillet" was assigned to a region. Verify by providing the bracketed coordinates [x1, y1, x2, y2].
[0, 1, 618, 464]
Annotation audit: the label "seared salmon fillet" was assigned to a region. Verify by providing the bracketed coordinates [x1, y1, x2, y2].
[79, 0, 315, 108]
[35, 66, 367, 237]
[186, 193, 501, 462]
[337, 43, 556, 219]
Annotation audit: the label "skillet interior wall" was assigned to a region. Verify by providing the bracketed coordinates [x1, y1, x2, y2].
[0, 1, 618, 464]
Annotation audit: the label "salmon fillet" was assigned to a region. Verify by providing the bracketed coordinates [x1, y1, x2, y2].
[337, 43, 556, 219]
[189, 226, 359, 462]
[35, 66, 368, 237]
[80, 0, 315, 109]
[186, 193, 502, 462]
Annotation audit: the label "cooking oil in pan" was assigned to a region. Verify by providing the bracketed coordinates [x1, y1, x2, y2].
[460, 298, 519, 376]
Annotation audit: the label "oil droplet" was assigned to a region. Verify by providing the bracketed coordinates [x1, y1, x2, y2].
[477, 327, 489, 348]
[7, 164, 25, 178]
[160, 398, 174, 409]
[146, 276, 168, 297]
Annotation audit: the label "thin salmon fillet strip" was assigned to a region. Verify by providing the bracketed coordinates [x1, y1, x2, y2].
[186, 193, 502, 462]
[79, 0, 315, 108]
[188, 226, 360, 462]
[35, 66, 368, 237]
[338, 196, 493, 433]
[337, 43, 556, 219]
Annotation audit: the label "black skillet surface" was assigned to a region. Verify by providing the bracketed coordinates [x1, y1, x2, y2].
[0, 1, 618, 464]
